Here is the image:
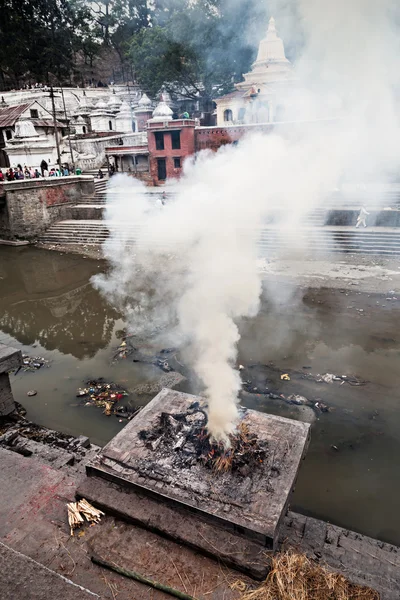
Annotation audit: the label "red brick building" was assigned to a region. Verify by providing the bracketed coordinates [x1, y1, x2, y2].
[147, 118, 196, 182]
[105, 98, 329, 186]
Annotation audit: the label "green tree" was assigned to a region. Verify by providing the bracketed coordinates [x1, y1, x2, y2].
[129, 0, 268, 100]
[0, 0, 96, 89]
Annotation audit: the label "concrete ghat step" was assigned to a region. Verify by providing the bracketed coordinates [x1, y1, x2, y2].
[39, 221, 400, 255]
[76, 476, 269, 580]
[0, 541, 99, 599]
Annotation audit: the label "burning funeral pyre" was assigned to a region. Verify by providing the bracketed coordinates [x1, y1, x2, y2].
[89, 390, 310, 548]
[138, 401, 268, 476]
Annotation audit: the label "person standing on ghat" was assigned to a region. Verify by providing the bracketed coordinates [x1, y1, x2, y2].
[356, 205, 370, 228]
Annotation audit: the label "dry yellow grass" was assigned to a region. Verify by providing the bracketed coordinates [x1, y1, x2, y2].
[240, 550, 379, 600]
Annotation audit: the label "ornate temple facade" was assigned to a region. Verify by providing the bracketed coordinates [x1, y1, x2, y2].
[214, 17, 297, 126]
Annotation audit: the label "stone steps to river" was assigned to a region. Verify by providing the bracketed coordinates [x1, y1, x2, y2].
[39, 221, 400, 254]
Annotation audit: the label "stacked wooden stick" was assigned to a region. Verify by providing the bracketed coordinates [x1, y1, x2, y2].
[67, 498, 105, 535]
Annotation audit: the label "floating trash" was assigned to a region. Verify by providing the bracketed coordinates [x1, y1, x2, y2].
[76, 378, 129, 417]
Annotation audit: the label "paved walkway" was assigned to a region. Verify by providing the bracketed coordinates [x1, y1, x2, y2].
[1, 446, 399, 599]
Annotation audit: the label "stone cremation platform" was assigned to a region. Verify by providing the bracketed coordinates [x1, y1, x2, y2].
[84, 389, 310, 575]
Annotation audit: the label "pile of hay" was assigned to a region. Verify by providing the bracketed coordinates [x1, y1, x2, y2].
[240, 550, 379, 600]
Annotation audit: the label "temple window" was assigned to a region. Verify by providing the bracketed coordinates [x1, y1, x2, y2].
[155, 132, 164, 150]
[223, 109, 233, 122]
[171, 130, 181, 149]
[5, 130, 12, 140]
[174, 157, 181, 168]
[30, 109, 39, 119]
[109, 120, 113, 130]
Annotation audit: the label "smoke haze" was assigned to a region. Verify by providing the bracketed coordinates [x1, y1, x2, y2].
[93, 0, 400, 442]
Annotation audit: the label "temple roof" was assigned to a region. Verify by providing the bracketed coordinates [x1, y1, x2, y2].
[138, 93, 151, 107]
[117, 101, 132, 116]
[0, 103, 32, 128]
[107, 94, 122, 109]
[236, 16, 295, 89]
[254, 16, 290, 65]
[151, 99, 173, 121]
[14, 120, 38, 138]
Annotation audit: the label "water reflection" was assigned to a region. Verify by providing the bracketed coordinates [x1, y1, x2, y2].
[2, 247, 400, 545]
[0, 247, 119, 358]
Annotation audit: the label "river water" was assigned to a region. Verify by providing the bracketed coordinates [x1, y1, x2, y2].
[1, 245, 400, 545]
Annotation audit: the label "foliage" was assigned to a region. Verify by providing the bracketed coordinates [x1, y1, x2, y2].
[129, 0, 268, 100]
[0, 0, 95, 88]
[0, 0, 280, 96]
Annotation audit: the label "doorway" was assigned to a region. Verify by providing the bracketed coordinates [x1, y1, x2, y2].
[157, 158, 166, 181]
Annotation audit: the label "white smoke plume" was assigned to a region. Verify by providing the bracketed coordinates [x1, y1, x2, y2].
[93, 0, 400, 443]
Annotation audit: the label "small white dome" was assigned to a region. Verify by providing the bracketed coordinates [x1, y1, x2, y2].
[14, 120, 38, 138]
[151, 100, 173, 121]
[75, 116, 86, 124]
[108, 94, 122, 108]
[117, 101, 131, 115]
[138, 93, 151, 107]
[95, 100, 108, 110]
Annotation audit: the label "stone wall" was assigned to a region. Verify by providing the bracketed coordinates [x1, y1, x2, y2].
[195, 123, 274, 151]
[73, 132, 147, 170]
[0, 177, 95, 240]
[0, 345, 21, 417]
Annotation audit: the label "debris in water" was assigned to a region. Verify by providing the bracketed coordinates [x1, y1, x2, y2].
[15, 354, 50, 373]
[320, 373, 334, 384]
[27, 390, 37, 397]
[287, 394, 309, 405]
[76, 379, 129, 416]
[281, 374, 290, 381]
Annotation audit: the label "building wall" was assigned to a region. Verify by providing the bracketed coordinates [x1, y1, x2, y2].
[135, 110, 153, 132]
[147, 120, 196, 185]
[0, 176, 95, 240]
[195, 123, 274, 152]
[91, 114, 116, 133]
[5, 146, 57, 170]
[72, 131, 147, 170]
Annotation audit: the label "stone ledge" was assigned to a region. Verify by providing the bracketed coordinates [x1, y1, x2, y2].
[77, 475, 270, 579]
[0, 344, 22, 375]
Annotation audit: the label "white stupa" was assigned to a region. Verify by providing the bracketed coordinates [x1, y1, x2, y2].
[107, 93, 123, 113]
[115, 101, 133, 132]
[90, 100, 115, 132]
[149, 96, 173, 122]
[237, 16, 294, 89]
[138, 93, 152, 108]
[5, 120, 56, 168]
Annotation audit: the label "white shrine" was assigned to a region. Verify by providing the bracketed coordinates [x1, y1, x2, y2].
[215, 16, 296, 125]
[115, 101, 134, 132]
[90, 100, 116, 132]
[5, 120, 56, 168]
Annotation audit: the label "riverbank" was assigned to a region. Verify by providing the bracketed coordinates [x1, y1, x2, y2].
[0, 415, 399, 599]
[2, 244, 400, 545]
[37, 240, 400, 293]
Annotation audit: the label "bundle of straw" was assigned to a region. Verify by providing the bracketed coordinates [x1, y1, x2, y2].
[67, 502, 84, 536]
[77, 498, 105, 523]
[67, 498, 105, 535]
[240, 549, 379, 600]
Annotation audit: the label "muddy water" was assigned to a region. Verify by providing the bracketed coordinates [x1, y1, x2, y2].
[1, 246, 400, 545]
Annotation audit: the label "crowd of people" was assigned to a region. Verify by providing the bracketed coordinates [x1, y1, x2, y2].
[0, 160, 73, 182]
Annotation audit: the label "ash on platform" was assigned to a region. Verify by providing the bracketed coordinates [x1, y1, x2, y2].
[138, 402, 268, 476]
